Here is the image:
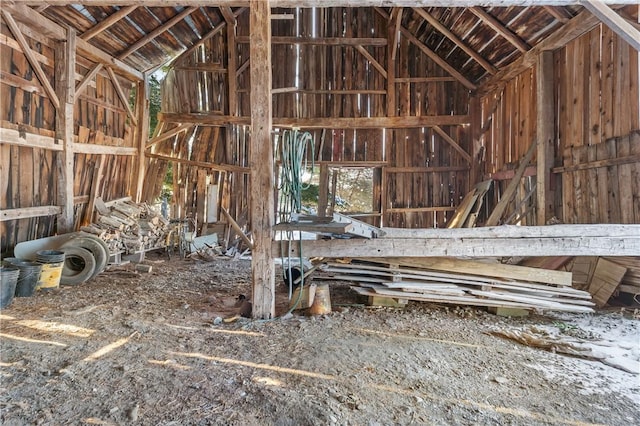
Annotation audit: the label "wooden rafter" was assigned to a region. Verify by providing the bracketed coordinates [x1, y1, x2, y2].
[6, 1, 626, 6]
[117, 6, 199, 59]
[1, 10, 61, 109]
[355, 45, 387, 79]
[542, 6, 573, 23]
[375, 8, 476, 90]
[105, 66, 138, 125]
[412, 7, 497, 75]
[469, 7, 530, 53]
[581, 0, 640, 52]
[478, 9, 601, 95]
[74, 63, 103, 98]
[81, 5, 138, 41]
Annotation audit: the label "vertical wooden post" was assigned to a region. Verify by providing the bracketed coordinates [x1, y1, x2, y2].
[383, 15, 398, 228]
[317, 164, 329, 217]
[536, 50, 555, 225]
[135, 73, 150, 202]
[250, 0, 275, 320]
[55, 26, 76, 233]
[225, 12, 238, 117]
[469, 95, 483, 187]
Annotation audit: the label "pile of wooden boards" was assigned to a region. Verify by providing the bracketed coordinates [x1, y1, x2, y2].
[552, 256, 638, 306]
[322, 257, 594, 313]
[80, 199, 170, 255]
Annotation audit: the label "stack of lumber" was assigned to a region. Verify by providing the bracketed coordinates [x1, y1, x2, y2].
[80, 200, 170, 254]
[322, 257, 594, 313]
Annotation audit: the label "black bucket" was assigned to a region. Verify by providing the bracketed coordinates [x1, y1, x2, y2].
[8, 259, 43, 297]
[35, 250, 65, 290]
[1, 266, 20, 308]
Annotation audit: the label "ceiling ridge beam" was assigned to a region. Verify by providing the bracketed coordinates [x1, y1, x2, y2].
[117, 6, 199, 60]
[469, 7, 530, 53]
[412, 7, 497, 75]
[81, 5, 138, 41]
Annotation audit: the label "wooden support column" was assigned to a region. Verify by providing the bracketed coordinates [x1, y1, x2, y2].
[135, 74, 150, 202]
[536, 51, 555, 225]
[250, 0, 275, 320]
[221, 7, 238, 116]
[317, 164, 329, 217]
[55, 26, 76, 233]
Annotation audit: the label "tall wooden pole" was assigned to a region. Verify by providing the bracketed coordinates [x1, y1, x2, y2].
[55, 26, 76, 233]
[135, 73, 150, 202]
[250, 0, 275, 319]
[536, 50, 555, 225]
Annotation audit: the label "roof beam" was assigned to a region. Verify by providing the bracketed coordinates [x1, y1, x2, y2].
[542, 6, 574, 23]
[412, 7, 497, 75]
[7, 2, 628, 7]
[469, 7, 530, 53]
[81, 5, 138, 41]
[375, 7, 476, 90]
[237, 36, 387, 46]
[478, 9, 600, 95]
[3, 3, 142, 80]
[117, 6, 199, 59]
[581, 0, 640, 52]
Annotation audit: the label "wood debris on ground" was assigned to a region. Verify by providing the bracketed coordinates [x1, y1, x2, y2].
[321, 257, 594, 314]
[80, 197, 170, 255]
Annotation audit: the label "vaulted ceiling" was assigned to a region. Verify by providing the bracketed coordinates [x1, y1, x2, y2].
[15, 2, 640, 89]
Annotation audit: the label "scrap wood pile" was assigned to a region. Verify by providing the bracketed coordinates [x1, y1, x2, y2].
[524, 256, 639, 307]
[80, 199, 170, 255]
[322, 257, 594, 313]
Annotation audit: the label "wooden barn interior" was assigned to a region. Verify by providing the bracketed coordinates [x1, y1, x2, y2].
[1, 1, 639, 319]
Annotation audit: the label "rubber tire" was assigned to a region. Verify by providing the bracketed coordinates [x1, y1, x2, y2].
[60, 246, 96, 286]
[78, 232, 111, 267]
[61, 236, 107, 278]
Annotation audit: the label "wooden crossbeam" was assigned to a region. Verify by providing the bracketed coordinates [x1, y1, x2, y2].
[146, 152, 250, 174]
[469, 7, 530, 53]
[81, 5, 138, 40]
[1, 10, 60, 109]
[237, 36, 388, 46]
[158, 112, 470, 128]
[118, 6, 199, 59]
[75, 63, 103, 98]
[5, 1, 621, 6]
[412, 7, 497, 75]
[0, 206, 62, 222]
[145, 123, 193, 148]
[105, 66, 137, 126]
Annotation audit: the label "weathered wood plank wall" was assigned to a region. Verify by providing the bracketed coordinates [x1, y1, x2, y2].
[0, 19, 140, 255]
[478, 23, 639, 226]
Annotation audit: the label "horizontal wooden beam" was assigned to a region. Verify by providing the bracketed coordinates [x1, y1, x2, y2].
[146, 152, 250, 173]
[380, 224, 640, 238]
[159, 113, 470, 128]
[385, 165, 469, 173]
[237, 36, 387, 46]
[386, 206, 456, 213]
[0, 127, 63, 150]
[9, 2, 624, 7]
[552, 153, 640, 173]
[0, 206, 62, 221]
[491, 165, 537, 180]
[279, 226, 640, 257]
[72, 143, 137, 155]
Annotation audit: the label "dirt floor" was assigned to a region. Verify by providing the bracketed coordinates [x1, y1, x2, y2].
[1, 253, 639, 426]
